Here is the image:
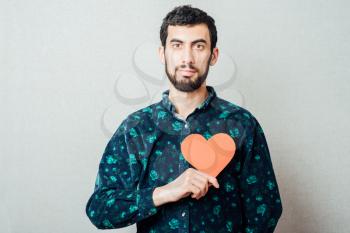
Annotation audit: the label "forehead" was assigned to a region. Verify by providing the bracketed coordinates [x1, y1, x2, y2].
[167, 23, 210, 43]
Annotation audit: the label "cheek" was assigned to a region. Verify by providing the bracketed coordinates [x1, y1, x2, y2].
[190, 51, 210, 66]
[165, 53, 181, 68]
[196, 57, 210, 68]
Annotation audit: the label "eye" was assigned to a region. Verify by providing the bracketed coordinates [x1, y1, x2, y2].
[195, 44, 205, 50]
[172, 43, 181, 48]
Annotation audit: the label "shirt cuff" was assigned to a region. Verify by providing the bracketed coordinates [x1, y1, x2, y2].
[136, 186, 159, 219]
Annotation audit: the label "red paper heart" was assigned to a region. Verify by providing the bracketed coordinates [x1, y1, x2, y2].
[181, 133, 236, 177]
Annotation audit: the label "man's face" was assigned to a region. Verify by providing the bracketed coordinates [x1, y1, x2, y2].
[159, 23, 218, 92]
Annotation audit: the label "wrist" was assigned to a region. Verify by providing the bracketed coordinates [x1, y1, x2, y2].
[152, 185, 169, 207]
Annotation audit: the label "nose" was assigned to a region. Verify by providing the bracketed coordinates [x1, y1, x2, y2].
[181, 46, 195, 65]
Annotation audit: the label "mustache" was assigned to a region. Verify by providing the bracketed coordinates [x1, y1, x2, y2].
[176, 64, 198, 71]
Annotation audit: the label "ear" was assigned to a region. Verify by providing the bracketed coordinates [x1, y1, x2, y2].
[158, 46, 165, 64]
[209, 47, 219, 66]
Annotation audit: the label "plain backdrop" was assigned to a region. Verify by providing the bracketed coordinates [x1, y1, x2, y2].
[1, 1, 350, 232]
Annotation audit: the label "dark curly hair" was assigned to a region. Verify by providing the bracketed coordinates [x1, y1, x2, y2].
[160, 5, 217, 52]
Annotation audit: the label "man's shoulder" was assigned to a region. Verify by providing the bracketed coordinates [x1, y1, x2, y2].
[212, 97, 265, 139]
[213, 96, 257, 122]
[129, 102, 159, 118]
[120, 102, 160, 129]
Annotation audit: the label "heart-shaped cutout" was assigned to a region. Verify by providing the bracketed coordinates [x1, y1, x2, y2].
[181, 133, 236, 177]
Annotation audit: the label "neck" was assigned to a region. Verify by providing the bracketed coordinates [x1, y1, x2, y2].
[168, 83, 208, 119]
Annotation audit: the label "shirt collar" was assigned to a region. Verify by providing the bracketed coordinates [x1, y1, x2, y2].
[161, 85, 217, 114]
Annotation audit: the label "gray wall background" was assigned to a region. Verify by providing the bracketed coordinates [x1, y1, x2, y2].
[1, 1, 349, 232]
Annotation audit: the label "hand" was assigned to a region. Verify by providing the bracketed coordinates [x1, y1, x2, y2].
[153, 168, 220, 206]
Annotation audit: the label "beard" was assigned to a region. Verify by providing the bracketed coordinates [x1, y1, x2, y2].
[164, 55, 211, 92]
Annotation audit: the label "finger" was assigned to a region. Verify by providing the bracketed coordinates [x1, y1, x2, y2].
[195, 176, 208, 195]
[194, 175, 210, 194]
[190, 185, 201, 198]
[194, 170, 220, 188]
[209, 179, 219, 188]
[198, 178, 209, 198]
[190, 178, 206, 198]
[193, 173, 209, 185]
[204, 181, 208, 195]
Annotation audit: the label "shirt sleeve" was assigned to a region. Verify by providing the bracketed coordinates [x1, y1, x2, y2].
[85, 119, 159, 229]
[239, 117, 283, 233]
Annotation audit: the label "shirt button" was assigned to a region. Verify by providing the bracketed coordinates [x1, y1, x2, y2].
[181, 212, 186, 217]
[184, 124, 188, 128]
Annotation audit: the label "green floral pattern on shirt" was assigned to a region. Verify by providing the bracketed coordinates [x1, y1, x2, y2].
[85, 85, 282, 232]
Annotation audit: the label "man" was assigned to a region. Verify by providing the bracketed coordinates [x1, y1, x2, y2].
[86, 5, 282, 233]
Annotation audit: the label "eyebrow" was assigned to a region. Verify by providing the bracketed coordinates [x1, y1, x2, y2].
[169, 38, 207, 45]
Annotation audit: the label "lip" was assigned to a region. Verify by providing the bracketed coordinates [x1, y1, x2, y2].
[180, 69, 196, 72]
[179, 69, 196, 76]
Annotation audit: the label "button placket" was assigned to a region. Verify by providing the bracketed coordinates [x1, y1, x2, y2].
[179, 205, 190, 232]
